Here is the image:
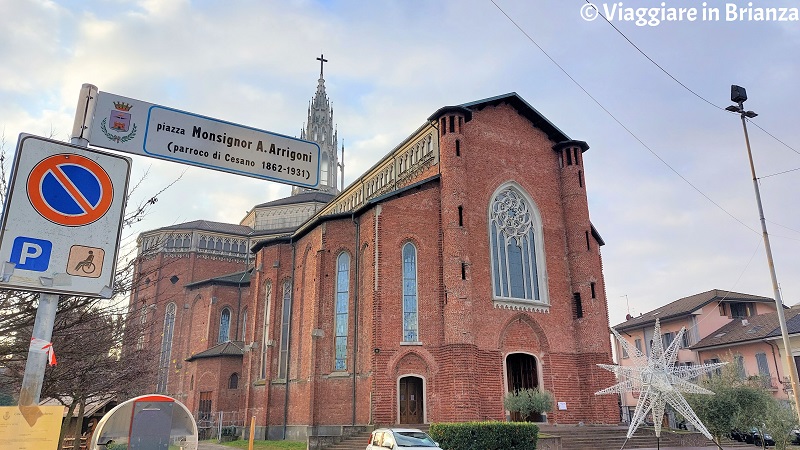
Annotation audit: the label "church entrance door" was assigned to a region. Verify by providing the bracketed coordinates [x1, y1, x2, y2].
[506, 353, 540, 421]
[198, 391, 213, 440]
[399, 376, 423, 424]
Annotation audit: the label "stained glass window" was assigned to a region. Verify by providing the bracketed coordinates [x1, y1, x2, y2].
[402, 243, 418, 342]
[334, 253, 350, 371]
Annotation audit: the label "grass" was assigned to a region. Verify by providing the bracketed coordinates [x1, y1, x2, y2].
[211, 439, 307, 449]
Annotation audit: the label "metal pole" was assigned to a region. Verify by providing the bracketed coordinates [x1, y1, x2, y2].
[18, 293, 59, 406]
[18, 83, 97, 407]
[736, 102, 800, 420]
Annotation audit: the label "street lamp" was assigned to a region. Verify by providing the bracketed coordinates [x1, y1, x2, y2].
[727, 84, 800, 420]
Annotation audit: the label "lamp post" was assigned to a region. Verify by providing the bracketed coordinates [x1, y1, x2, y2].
[726, 85, 800, 420]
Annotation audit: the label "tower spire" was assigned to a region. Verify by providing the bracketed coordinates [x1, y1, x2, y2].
[293, 54, 339, 196]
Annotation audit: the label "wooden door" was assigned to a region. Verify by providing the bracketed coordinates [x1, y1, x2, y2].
[506, 353, 539, 421]
[399, 377, 423, 424]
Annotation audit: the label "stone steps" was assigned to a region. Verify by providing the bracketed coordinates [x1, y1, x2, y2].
[323, 430, 371, 450]
[539, 425, 752, 449]
[319, 424, 754, 450]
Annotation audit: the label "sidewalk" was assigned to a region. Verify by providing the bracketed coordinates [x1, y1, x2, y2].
[198, 442, 233, 450]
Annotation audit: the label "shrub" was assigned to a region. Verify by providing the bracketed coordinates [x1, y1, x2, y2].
[429, 421, 539, 450]
[504, 388, 554, 422]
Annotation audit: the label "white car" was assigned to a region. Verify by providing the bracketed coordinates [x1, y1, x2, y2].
[366, 428, 440, 449]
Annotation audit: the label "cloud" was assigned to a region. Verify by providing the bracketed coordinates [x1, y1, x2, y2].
[1, 0, 798, 330]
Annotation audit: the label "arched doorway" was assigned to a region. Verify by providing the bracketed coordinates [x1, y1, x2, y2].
[398, 376, 424, 424]
[506, 353, 540, 421]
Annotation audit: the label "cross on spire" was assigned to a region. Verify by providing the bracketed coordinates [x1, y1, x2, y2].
[317, 54, 328, 78]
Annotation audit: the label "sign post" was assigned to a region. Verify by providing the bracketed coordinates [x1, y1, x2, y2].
[88, 90, 321, 188]
[2, 85, 130, 408]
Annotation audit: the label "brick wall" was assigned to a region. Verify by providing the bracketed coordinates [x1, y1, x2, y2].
[127, 96, 619, 431]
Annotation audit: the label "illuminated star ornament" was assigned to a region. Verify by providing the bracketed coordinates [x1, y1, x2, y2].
[596, 319, 727, 440]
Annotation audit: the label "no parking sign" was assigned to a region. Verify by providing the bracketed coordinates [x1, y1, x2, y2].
[0, 134, 130, 297]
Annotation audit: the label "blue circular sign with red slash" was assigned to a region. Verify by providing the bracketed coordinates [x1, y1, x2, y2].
[26, 153, 114, 227]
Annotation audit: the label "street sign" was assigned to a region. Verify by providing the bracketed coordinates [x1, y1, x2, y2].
[0, 135, 130, 298]
[27, 153, 114, 226]
[88, 91, 321, 188]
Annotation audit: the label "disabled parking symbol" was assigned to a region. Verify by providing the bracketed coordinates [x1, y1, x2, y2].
[66, 245, 104, 278]
[26, 153, 114, 227]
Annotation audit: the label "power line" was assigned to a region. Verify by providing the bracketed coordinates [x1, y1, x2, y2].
[760, 166, 800, 180]
[488, 0, 759, 235]
[582, 0, 800, 158]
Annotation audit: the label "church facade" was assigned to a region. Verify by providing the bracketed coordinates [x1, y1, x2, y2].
[128, 71, 618, 440]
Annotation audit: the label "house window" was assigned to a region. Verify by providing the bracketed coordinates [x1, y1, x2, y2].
[729, 302, 753, 319]
[156, 303, 176, 393]
[278, 279, 292, 379]
[755, 352, 771, 387]
[218, 308, 231, 343]
[260, 281, 272, 379]
[704, 358, 723, 377]
[489, 184, 547, 304]
[402, 243, 418, 342]
[662, 332, 675, 349]
[335, 253, 350, 371]
[634, 339, 643, 354]
[734, 354, 746, 379]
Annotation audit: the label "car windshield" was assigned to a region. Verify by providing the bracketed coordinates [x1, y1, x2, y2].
[394, 430, 437, 447]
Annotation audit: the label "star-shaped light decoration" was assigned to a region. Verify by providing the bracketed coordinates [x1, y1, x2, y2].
[596, 318, 727, 440]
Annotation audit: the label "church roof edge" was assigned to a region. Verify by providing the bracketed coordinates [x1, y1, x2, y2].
[458, 92, 571, 144]
[252, 191, 335, 209]
[149, 220, 253, 236]
[185, 268, 253, 289]
[251, 175, 441, 253]
[186, 341, 245, 361]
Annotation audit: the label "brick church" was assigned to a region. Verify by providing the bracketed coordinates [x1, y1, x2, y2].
[128, 62, 618, 440]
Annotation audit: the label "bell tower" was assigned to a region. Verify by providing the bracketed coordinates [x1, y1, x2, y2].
[292, 54, 341, 196]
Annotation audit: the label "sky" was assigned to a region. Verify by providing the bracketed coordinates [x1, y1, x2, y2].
[1, 0, 799, 328]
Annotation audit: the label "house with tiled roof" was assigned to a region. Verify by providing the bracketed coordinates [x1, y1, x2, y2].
[612, 289, 780, 424]
[691, 307, 800, 399]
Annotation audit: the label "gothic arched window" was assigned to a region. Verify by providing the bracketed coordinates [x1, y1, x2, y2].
[278, 279, 293, 379]
[489, 184, 548, 306]
[321, 152, 330, 186]
[229, 373, 239, 389]
[218, 308, 231, 343]
[241, 308, 248, 341]
[260, 281, 272, 379]
[156, 303, 176, 393]
[334, 252, 350, 371]
[402, 243, 418, 342]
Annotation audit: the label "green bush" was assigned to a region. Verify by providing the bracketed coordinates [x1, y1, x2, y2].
[429, 421, 539, 450]
[504, 388, 554, 422]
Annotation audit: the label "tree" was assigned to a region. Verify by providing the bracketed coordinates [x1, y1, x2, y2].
[504, 388, 554, 422]
[762, 399, 799, 450]
[685, 360, 772, 445]
[0, 133, 182, 448]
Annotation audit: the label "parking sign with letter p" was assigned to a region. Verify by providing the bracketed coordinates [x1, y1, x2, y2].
[10, 237, 52, 272]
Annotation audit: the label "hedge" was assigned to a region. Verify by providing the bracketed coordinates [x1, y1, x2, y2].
[428, 421, 539, 450]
